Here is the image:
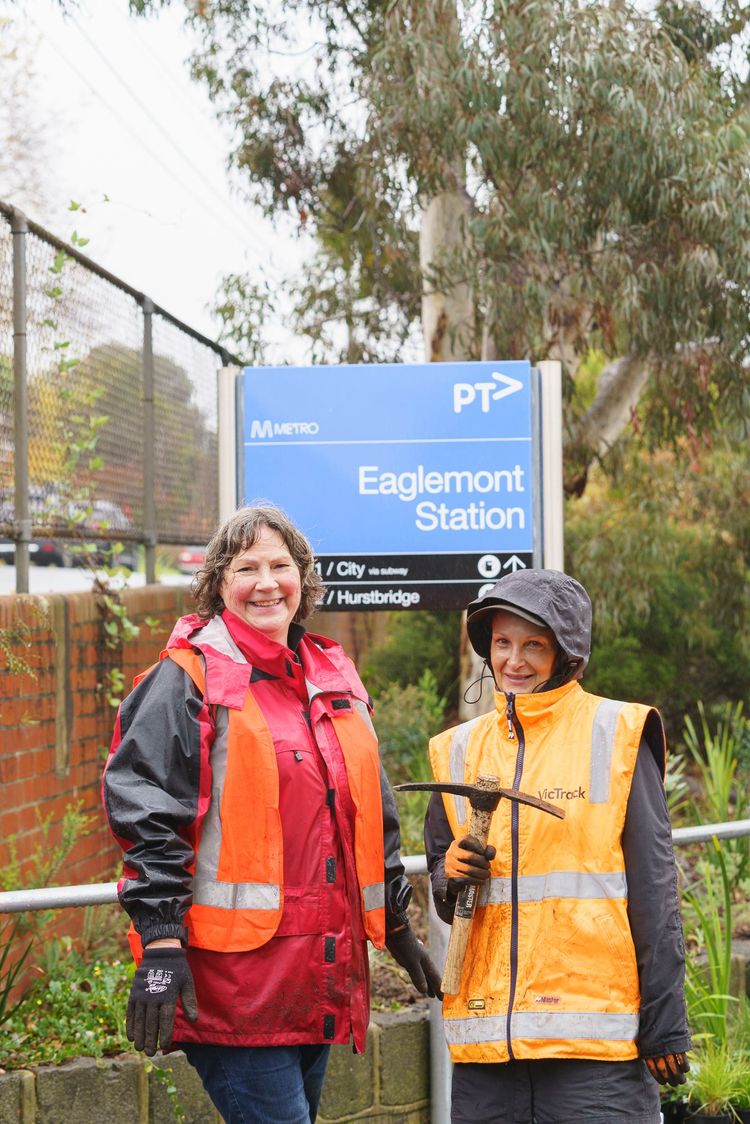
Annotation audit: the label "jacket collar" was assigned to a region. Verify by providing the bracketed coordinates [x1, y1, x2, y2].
[166, 611, 368, 709]
[494, 679, 582, 726]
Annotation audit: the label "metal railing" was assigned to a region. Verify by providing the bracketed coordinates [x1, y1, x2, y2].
[2, 818, 749, 914]
[2, 819, 749, 1124]
[0, 201, 243, 589]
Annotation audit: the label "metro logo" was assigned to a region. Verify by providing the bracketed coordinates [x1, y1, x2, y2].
[250, 419, 320, 438]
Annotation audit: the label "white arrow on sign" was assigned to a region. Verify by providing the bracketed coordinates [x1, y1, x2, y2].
[503, 555, 527, 572]
[491, 372, 524, 401]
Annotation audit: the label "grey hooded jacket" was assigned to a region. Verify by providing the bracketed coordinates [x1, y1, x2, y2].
[425, 568, 691, 1061]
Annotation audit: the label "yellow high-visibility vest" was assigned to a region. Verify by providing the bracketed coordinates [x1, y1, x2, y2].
[430, 680, 663, 1064]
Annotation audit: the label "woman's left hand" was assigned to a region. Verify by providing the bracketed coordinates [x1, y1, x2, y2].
[645, 1053, 689, 1086]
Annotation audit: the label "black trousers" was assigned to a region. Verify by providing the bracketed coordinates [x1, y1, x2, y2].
[451, 1058, 661, 1124]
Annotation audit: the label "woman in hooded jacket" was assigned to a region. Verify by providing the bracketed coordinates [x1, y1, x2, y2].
[425, 568, 690, 1124]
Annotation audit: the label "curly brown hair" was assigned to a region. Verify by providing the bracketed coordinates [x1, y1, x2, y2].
[192, 505, 326, 622]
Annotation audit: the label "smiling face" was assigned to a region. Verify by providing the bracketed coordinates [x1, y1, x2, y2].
[489, 609, 558, 694]
[219, 525, 302, 646]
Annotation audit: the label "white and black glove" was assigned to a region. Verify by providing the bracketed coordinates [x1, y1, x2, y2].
[126, 945, 198, 1056]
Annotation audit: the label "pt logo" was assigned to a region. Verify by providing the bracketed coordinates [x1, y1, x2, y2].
[453, 371, 524, 413]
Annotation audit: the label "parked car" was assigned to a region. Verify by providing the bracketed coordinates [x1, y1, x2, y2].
[72, 500, 139, 571]
[177, 545, 206, 575]
[0, 536, 73, 566]
[0, 492, 139, 570]
[0, 486, 74, 566]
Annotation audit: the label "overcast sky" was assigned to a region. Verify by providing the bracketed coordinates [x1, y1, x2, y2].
[2, 0, 304, 354]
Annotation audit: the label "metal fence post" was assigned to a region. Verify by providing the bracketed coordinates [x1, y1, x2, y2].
[428, 894, 452, 1124]
[218, 365, 240, 521]
[142, 297, 156, 583]
[11, 208, 30, 594]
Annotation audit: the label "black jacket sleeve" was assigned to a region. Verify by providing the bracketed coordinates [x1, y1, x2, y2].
[103, 658, 210, 947]
[424, 791, 456, 925]
[380, 763, 414, 929]
[623, 736, 692, 1058]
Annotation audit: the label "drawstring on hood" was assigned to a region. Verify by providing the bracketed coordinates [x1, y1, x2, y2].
[466, 569, 592, 691]
[462, 660, 496, 707]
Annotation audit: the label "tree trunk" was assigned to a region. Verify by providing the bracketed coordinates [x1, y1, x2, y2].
[564, 352, 651, 495]
[419, 178, 492, 721]
[419, 190, 474, 363]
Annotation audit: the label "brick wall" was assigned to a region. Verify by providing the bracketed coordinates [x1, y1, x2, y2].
[0, 586, 195, 904]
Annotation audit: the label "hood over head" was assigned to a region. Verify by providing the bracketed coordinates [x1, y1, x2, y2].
[466, 568, 592, 680]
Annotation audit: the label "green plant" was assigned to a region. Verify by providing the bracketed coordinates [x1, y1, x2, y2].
[664, 749, 692, 820]
[146, 1061, 186, 1121]
[376, 669, 447, 781]
[684, 702, 746, 823]
[0, 801, 92, 897]
[364, 611, 461, 706]
[683, 1037, 747, 1118]
[0, 917, 32, 1029]
[682, 841, 736, 1045]
[0, 953, 132, 1069]
[374, 669, 448, 855]
[683, 701, 749, 884]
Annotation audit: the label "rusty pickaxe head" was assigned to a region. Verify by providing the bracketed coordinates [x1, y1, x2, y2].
[394, 780, 565, 819]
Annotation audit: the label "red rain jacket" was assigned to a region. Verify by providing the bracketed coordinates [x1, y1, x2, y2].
[103, 609, 411, 1050]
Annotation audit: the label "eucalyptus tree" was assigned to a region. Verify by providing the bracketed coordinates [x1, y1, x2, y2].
[130, 0, 750, 494]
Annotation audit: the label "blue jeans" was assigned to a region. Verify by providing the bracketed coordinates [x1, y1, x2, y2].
[181, 1043, 331, 1124]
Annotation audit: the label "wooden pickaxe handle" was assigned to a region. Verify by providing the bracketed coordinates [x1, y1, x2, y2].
[441, 773, 500, 995]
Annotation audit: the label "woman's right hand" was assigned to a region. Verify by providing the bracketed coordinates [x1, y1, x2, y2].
[445, 835, 496, 892]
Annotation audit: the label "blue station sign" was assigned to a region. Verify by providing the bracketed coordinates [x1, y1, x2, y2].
[241, 360, 535, 610]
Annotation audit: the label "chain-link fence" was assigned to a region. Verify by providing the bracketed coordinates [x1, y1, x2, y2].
[0, 201, 241, 588]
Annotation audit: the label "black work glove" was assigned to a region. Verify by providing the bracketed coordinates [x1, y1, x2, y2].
[645, 1052, 690, 1087]
[445, 834, 496, 895]
[126, 946, 198, 1056]
[385, 926, 443, 1000]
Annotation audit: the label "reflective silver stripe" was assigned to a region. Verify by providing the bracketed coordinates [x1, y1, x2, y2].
[449, 717, 483, 825]
[480, 870, 628, 905]
[193, 616, 247, 664]
[192, 704, 279, 914]
[363, 882, 385, 911]
[444, 1010, 639, 1046]
[589, 699, 625, 804]
[305, 677, 323, 702]
[352, 698, 376, 737]
[193, 881, 281, 910]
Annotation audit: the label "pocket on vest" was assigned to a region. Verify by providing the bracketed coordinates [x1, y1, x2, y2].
[275, 885, 322, 936]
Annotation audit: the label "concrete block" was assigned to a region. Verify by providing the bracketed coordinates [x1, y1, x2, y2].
[319, 1027, 376, 1121]
[147, 1052, 219, 1124]
[0, 1069, 36, 1124]
[354, 1114, 428, 1124]
[35, 1055, 147, 1124]
[375, 1009, 429, 1108]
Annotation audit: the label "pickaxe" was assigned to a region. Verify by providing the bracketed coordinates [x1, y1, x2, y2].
[395, 775, 564, 994]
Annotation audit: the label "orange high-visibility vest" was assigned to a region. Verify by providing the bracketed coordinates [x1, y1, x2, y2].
[430, 680, 663, 1064]
[129, 643, 386, 956]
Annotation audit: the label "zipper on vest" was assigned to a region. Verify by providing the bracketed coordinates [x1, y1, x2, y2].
[506, 694, 515, 740]
[505, 693, 524, 1061]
